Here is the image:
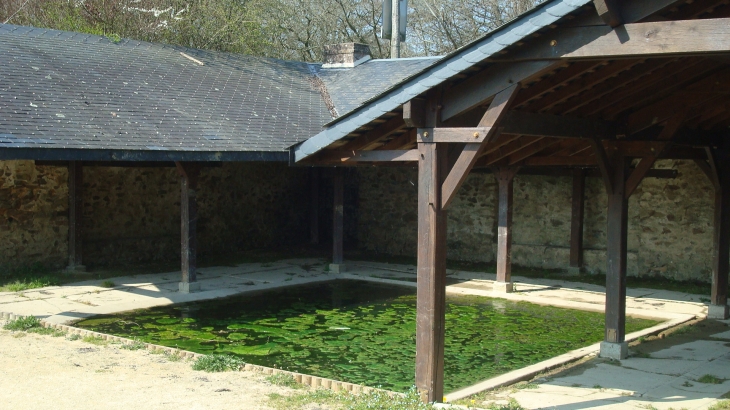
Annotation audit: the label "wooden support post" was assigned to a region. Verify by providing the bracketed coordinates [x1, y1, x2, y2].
[175, 162, 201, 293]
[310, 168, 320, 245]
[710, 152, 730, 319]
[601, 154, 629, 360]
[416, 141, 447, 404]
[330, 169, 346, 273]
[569, 168, 585, 271]
[67, 161, 85, 272]
[415, 93, 447, 404]
[494, 167, 518, 293]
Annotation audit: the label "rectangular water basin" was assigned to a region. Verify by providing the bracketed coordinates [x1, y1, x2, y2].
[74, 279, 658, 392]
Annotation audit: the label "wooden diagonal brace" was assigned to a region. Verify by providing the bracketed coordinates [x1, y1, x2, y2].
[440, 84, 521, 210]
[590, 139, 614, 195]
[624, 111, 687, 198]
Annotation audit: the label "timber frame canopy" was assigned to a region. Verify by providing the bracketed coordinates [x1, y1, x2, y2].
[293, 0, 730, 403]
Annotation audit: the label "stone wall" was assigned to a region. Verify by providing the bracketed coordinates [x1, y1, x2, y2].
[357, 160, 716, 282]
[0, 161, 311, 269]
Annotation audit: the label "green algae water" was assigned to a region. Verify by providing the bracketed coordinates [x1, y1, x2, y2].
[75, 280, 657, 392]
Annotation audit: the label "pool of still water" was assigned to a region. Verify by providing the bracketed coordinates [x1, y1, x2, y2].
[75, 279, 658, 392]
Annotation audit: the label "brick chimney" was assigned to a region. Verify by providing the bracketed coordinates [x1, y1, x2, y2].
[322, 43, 371, 68]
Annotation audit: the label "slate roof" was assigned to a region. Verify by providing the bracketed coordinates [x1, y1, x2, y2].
[293, 0, 593, 162]
[0, 25, 435, 162]
[315, 57, 440, 117]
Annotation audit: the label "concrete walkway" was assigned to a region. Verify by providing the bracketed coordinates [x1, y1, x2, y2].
[0, 258, 726, 409]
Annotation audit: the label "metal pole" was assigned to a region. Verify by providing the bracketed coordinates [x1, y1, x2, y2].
[391, 0, 400, 58]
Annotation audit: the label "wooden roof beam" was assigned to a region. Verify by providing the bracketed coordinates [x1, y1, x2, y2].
[491, 18, 730, 62]
[440, 0, 687, 122]
[594, 0, 624, 27]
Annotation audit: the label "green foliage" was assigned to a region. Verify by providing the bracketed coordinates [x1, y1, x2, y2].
[266, 373, 303, 389]
[698, 374, 726, 384]
[3, 315, 42, 331]
[709, 401, 730, 410]
[66, 333, 82, 341]
[100, 280, 116, 288]
[192, 354, 245, 372]
[0, 261, 59, 292]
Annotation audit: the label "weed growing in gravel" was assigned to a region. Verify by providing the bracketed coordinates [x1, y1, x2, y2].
[82, 335, 109, 346]
[265, 373, 303, 389]
[28, 327, 65, 337]
[698, 374, 726, 384]
[3, 315, 42, 331]
[710, 399, 730, 410]
[192, 354, 245, 372]
[267, 386, 437, 410]
[485, 399, 525, 410]
[120, 339, 146, 350]
[164, 352, 183, 362]
[66, 333, 82, 341]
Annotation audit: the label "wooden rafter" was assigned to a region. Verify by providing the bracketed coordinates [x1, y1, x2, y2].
[336, 115, 405, 151]
[477, 136, 543, 166]
[581, 58, 713, 117]
[506, 138, 560, 165]
[513, 61, 604, 108]
[527, 60, 641, 113]
[379, 129, 416, 150]
[561, 59, 674, 114]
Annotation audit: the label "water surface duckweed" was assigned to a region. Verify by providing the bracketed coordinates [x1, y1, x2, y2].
[75, 280, 657, 392]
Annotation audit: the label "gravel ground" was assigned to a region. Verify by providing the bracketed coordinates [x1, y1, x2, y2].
[0, 329, 285, 410]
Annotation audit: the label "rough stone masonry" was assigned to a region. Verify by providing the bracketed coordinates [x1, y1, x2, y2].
[0, 159, 717, 283]
[357, 160, 715, 282]
[0, 161, 310, 270]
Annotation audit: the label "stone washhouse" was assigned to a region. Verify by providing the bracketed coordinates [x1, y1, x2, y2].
[3, 0, 730, 403]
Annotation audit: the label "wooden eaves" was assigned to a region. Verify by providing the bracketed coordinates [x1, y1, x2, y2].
[295, 0, 730, 403]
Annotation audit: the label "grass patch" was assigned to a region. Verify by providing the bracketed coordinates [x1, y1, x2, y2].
[119, 338, 147, 350]
[191, 354, 245, 372]
[100, 280, 115, 288]
[164, 351, 183, 362]
[66, 333, 82, 341]
[710, 400, 730, 410]
[485, 399, 525, 410]
[265, 373, 304, 389]
[82, 335, 109, 346]
[28, 327, 65, 337]
[0, 276, 59, 292]
[267, 387, 436, 410]
[3, 315, 42, 331]
[698, 374, 727, 384]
